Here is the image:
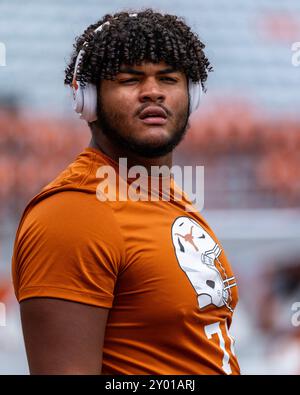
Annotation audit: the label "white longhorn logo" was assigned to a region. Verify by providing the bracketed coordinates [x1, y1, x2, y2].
[171, 217, 236, 311]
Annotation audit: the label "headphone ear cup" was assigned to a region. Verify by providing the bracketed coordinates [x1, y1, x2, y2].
[72, 83, 84, 114]
[188, 80, 202, 113]
[79, 83, 98, 122]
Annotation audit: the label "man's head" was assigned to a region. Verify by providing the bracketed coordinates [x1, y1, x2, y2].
[65, 9, 212, 158]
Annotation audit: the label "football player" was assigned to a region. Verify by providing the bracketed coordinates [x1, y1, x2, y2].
[12, 9, 240, 375]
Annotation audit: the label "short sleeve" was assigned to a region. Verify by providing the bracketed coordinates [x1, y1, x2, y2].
[12, 191, 125, 308]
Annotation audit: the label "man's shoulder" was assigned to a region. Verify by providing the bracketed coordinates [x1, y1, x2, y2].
[14, 188, 125, 266]
[43, 147, 101, 193]
[21, 189, 118, 235]
[22, 147, 111, 220]
[15, 147, 124, 247]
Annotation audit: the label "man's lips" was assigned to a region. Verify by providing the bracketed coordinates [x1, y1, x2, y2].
[138, 106, 168, 125]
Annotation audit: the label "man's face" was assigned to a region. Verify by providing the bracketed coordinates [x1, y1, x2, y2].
[96, 61, 190, 158]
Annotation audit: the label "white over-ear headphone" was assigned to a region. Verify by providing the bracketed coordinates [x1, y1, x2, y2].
[71, 14, 202, 122]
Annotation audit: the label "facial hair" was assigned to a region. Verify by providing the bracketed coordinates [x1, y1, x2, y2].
[94, 94, 191, 158]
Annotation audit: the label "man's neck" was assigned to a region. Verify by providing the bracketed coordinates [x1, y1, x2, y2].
[88, 134, 173, 173]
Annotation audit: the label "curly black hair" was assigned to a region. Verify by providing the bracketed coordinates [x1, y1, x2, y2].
[64, 8, 212, 91]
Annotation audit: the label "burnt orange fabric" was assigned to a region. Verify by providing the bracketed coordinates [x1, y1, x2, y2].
[12, 147, 240, 375]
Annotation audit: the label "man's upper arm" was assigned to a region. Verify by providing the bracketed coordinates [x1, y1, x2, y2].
[20, 298, 109, 374]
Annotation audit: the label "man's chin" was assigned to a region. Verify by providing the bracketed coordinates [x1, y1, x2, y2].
[125, 139, 180, 158]
[133, 132, 172, 150]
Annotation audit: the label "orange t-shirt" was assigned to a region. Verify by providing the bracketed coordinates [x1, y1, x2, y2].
[12, 147, 240, 375]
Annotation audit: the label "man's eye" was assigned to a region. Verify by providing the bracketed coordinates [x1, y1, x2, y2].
[161, 77, 177, 82]
[120, 78, 139, 84]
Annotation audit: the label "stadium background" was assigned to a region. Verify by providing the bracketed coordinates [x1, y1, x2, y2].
[0, 0, 299, 374]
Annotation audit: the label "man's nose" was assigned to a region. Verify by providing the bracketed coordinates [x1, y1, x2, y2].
[138, 78, 166, 103]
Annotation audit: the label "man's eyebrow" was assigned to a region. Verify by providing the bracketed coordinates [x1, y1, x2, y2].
[118, 67, 144, 75]
[118, 67, 179, 75]
[157, 68, 179, 75]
